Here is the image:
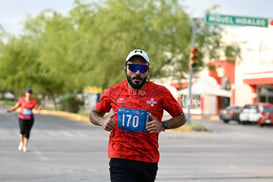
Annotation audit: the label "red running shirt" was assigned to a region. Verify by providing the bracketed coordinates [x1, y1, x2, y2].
[17, 97, 37, 120]
[96, 80, 183, 163]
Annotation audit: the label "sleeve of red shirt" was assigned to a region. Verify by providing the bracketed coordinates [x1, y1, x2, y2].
[96, 88, 112, 114]
[17, 98, 23, 106]
[162, 87, 183, 117]
[32, 99, 37, 108]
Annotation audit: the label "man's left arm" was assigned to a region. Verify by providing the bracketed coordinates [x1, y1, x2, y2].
[162, 112, 187, 131]
[146, 87, 187, 133]
[146, 113, 186, 134]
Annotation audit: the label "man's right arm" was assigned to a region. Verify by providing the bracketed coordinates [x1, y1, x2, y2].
[89, 107, 116, 132]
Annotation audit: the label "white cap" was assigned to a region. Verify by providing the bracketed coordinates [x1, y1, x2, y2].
[125, 49, 150, 64]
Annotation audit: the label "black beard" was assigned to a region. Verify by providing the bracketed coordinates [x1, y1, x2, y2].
[127, 75, 147, 89]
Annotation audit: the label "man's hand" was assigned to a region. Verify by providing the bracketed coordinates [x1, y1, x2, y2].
[102, 113, 117, 132]
[146, 114, 163, 134]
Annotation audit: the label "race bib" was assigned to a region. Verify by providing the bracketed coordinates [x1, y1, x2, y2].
[21, 109, 33, 120]
[23, 109, 33, 115]
[117, 108, 150, 132]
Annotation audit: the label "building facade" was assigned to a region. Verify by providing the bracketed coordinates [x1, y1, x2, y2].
[168, 26, 273, 115]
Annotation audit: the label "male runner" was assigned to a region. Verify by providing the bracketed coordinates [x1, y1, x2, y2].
[89, 49, 186, 182]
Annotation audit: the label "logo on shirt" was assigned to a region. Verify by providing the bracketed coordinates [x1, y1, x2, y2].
[116, 98, 126, 103]
[146, 98, 158, 107]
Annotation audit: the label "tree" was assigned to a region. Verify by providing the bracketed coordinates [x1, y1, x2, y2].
[0, 11, 79, 109]
[23, 11, 80, 109]
[78, 0, 193, 86]
[67, 0, 240, 87]
[0, 35, 38, 93]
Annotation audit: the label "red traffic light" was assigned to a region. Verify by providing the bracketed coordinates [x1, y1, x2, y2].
[189, 48, 198, 68]
[191, 48, 198, 55]
[270, 20, 273, 26]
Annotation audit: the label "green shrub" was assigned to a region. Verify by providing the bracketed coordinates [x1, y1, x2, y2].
[188, 123, 209, 132]
[59, 95, 84, 113]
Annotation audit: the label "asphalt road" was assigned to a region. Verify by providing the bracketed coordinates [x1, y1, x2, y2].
[1, 106, 273, 182]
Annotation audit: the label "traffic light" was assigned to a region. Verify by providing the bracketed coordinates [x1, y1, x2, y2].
[189, 48, 198, 68]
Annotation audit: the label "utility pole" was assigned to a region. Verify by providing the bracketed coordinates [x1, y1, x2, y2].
[186, 18, 197, 123]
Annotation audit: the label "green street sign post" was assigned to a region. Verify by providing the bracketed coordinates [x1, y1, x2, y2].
[206, 14, 269, 28]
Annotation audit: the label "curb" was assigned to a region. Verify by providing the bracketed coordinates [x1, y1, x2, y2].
[0, 102, 90, 123]
[40, 110, 209, 132]
[191, 114, 219, 121]
[39, 110, 90, 123]
[39, 110, 219, 124]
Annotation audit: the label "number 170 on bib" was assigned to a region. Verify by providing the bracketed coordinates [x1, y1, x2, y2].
[117, 108, 150, 132]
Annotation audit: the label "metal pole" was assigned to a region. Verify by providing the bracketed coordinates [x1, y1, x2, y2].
[186, 18, 197, 123]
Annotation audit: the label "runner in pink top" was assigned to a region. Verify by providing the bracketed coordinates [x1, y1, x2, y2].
[6, 88, 42, 152]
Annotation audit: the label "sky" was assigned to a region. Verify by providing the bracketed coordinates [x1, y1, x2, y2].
[0, 0, 273, 35]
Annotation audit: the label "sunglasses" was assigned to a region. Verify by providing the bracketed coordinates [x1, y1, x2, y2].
[127, 64, 149, 74]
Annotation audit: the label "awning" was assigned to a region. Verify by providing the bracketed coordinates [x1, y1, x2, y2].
[244, 77, 273, 85]
[178, 76, 231, 97]
[243, 71, 273, 85]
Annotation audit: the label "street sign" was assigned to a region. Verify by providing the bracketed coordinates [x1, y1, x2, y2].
[206, 14, 269, 28]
